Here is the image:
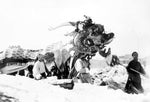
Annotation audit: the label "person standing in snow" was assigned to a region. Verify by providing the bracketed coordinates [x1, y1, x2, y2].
[68, 52, 93, 84]
[75, 56, 93, 84]
[32, 54, 47, 80]
[124, 52, 147, 94]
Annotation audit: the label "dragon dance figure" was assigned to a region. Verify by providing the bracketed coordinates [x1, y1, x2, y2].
[48, 15, 118, 66]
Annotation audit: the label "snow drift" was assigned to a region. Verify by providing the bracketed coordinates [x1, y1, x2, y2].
[0, 66, 150, 102]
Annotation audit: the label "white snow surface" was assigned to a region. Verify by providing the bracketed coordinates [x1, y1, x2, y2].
[0, 65, 150, 102]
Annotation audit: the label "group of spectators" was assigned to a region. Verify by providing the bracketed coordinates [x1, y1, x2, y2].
[25, 51, 93, 84]
[27, 52, 59, 80]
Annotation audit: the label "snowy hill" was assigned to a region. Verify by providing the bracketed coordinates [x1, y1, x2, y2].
[0, 74, 150, 102]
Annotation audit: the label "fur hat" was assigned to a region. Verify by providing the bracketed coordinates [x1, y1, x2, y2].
[44, 52, 55, 62]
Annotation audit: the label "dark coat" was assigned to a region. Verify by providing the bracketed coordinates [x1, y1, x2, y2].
[125, 60, 146, 94]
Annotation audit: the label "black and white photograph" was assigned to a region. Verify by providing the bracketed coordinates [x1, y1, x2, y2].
[0, 0, 150, 102]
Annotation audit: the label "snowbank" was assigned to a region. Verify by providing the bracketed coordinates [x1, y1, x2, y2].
[91, 65, 128, 88]
[0, 74, 150, 102]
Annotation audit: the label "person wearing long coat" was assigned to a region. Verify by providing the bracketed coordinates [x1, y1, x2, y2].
[124, 52, 146, 94]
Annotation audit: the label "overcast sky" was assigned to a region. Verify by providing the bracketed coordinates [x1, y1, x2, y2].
[0, 0, 150, 57]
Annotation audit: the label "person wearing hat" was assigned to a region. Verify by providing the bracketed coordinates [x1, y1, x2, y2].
[124, 51, 147, 94]
[32, 53, 47, 80]
[44, 52, 60, 78]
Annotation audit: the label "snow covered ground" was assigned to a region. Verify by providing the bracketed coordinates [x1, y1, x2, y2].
[0, 63, 150, 102]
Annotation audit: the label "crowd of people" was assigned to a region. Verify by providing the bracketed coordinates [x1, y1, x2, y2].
[22, 50, 147, 94]
[26, 52, 61, 80]
[26, 51, 93, 84]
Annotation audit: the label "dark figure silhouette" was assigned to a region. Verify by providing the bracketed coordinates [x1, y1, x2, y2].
[59, 61, 70, 79]
[50, 62, 61, 79]
[124, 52, 146, 94]
[18, 69, 25, 76]
[26, 65, 34, 78]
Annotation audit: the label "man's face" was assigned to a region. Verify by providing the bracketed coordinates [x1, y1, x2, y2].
[132, 53, 138, 60]
[38, 54, 44, 61]
[45, 58, 54, 63]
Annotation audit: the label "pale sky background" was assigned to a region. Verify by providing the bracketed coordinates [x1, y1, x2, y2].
[0, 0, 150, 58]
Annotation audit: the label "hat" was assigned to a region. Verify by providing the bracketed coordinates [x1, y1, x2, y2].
[44, 52, 55, 62]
